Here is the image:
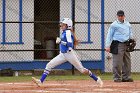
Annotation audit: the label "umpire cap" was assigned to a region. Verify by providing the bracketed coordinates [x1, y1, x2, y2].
[117, 10, 125, 16]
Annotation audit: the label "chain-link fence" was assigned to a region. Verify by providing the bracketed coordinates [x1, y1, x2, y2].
[105, 0, 140, 73]
[0, 0, 140, 76]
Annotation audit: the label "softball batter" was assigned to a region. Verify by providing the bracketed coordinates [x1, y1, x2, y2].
[32, 18, 103, 87]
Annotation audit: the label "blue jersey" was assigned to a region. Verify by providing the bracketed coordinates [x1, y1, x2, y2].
[60, 30, 74, 53]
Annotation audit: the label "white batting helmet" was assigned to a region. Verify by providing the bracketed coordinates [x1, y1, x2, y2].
[60, 18, 73, 29]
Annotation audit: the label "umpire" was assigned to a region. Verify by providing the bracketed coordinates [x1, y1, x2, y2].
[105, 10, 134, 82]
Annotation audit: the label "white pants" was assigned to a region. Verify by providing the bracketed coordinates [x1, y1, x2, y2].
[45, 49, 86, 73]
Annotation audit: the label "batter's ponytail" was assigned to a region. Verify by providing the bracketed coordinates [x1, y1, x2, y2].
[70, 29, 78, 46]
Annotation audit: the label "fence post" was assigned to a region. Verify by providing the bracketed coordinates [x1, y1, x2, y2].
[101, 0, 105, 73]
[71, 0, 75, 75]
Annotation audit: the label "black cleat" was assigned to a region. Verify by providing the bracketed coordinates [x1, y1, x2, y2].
[122, 78, 134, 82]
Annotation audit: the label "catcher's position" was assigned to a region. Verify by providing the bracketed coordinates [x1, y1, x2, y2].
[105, 10, 136, 82]
[32, 18, 103, 87]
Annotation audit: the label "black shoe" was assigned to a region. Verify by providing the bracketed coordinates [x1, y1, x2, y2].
[114, 79, 122, 82]
[122, 78, 134, 82]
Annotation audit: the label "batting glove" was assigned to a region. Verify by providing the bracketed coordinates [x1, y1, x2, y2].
[56, 37, 61, 44]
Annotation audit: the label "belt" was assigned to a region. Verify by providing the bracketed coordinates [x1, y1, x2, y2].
[113, 40, 127, 44]
[119, 41, 127, 44]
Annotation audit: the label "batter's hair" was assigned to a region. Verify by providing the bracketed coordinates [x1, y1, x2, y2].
[70, 29, 79, 46]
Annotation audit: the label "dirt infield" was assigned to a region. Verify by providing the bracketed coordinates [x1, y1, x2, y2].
[0, 80, 140, 93]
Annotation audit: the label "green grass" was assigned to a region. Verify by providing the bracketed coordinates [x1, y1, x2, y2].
[0, 73, 140, 82]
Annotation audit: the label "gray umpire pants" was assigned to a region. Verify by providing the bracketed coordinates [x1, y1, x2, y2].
[112, 43, 131, 80]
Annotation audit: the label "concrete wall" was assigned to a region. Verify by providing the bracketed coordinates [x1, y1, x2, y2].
[0, 0, 34, 61]
[104, 0, 140, 72]
[60, 0, 140, 72]
[1, 0, 139, 72]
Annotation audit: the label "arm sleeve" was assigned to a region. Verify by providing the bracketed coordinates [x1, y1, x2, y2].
[66, 30, 73, 48]
[105, 25, 114, 48]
